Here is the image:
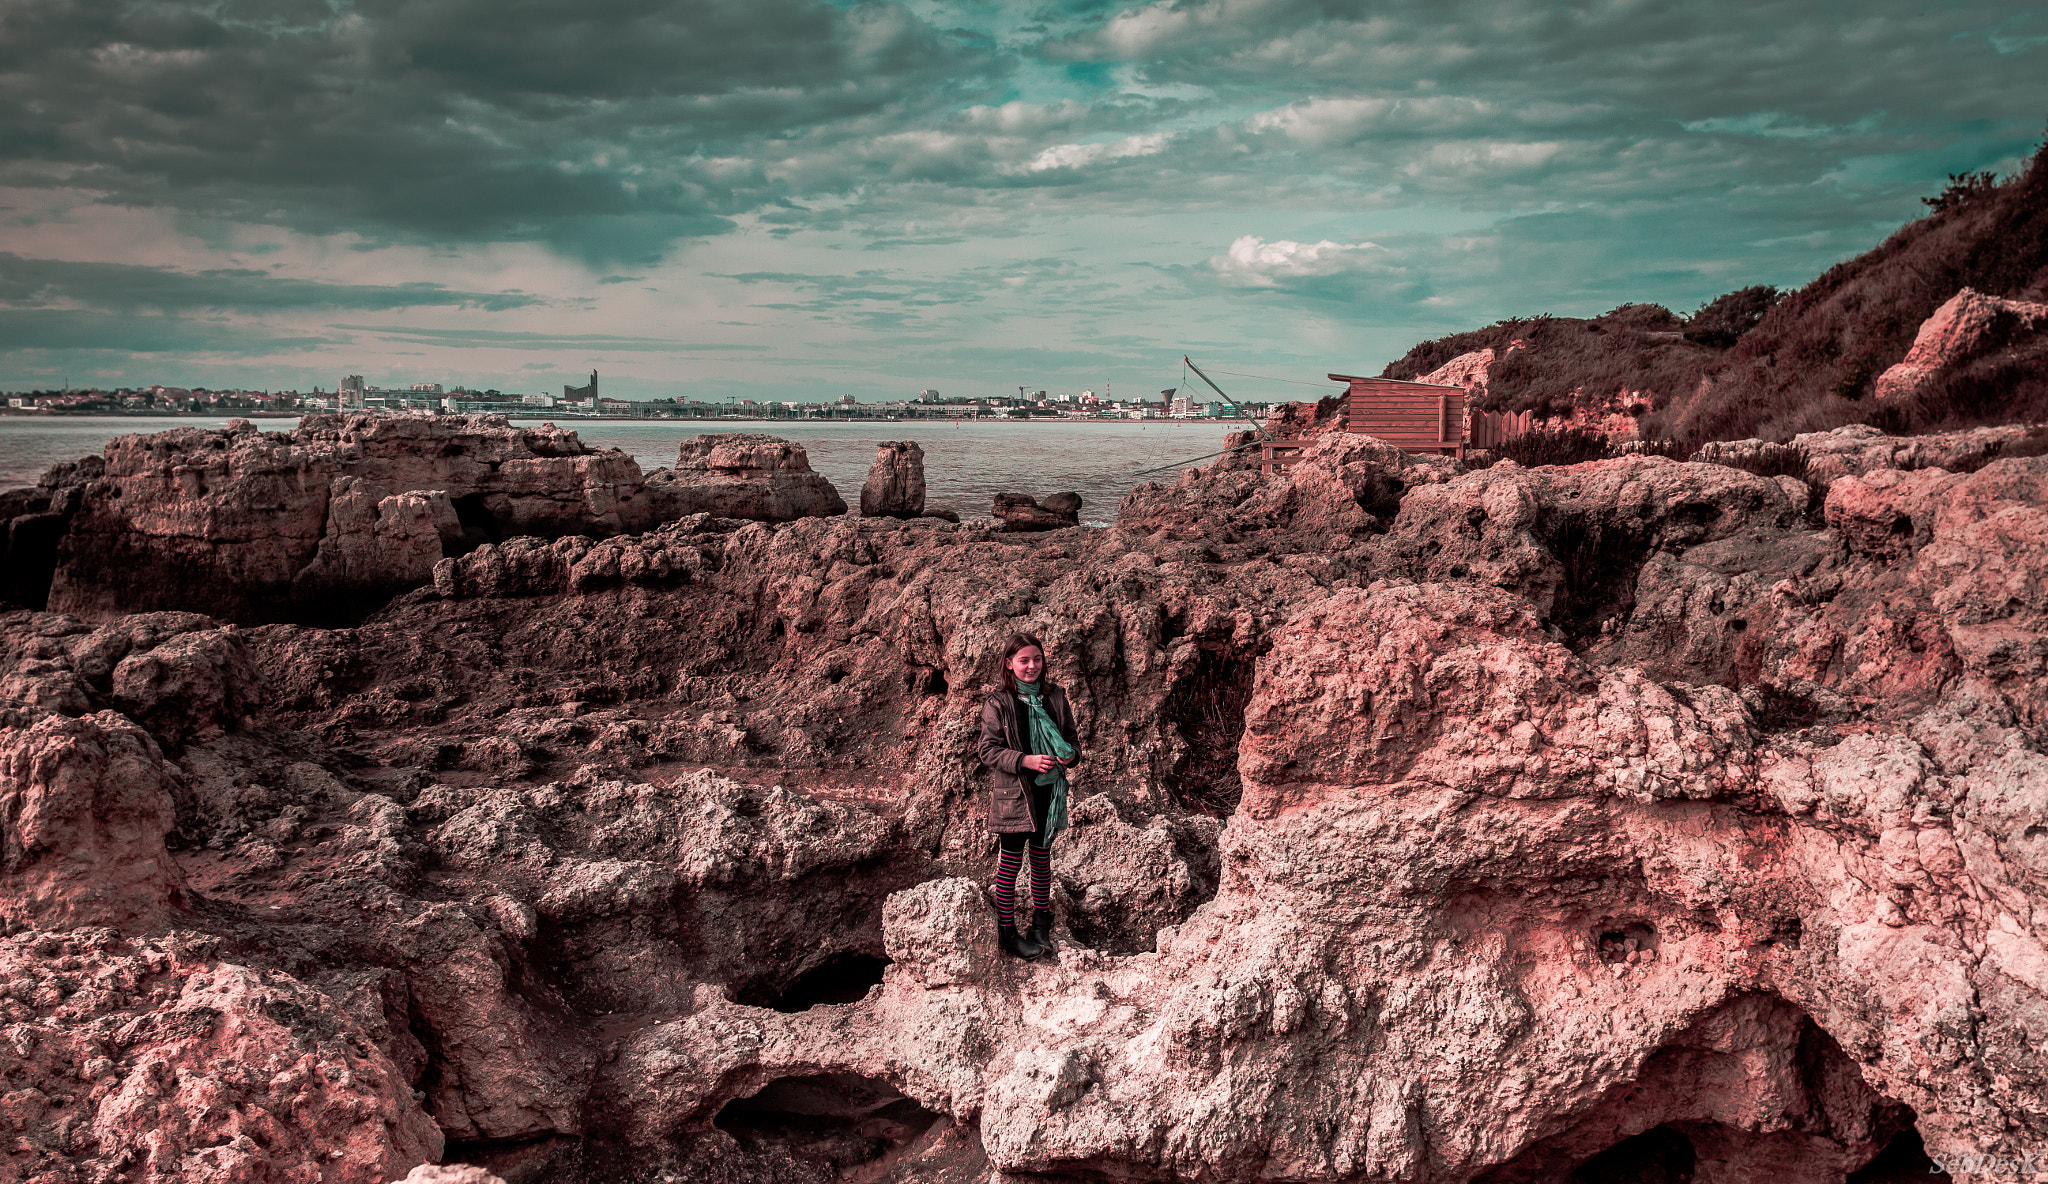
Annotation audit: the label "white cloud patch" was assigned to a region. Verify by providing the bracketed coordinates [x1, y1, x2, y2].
[1209, 235, 1394, 287]
[1024, 132, 1172, 173]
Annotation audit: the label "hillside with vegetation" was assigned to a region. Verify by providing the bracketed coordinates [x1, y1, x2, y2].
[1380, 130, 2048, 449]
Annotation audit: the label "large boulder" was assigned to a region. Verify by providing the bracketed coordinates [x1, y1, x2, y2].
[645, 434, 846, 522]
[1874, 287, 2048, 401]
[860, 441, 927, 518]
[43, 414, 661, 624]
[0, 710, 184, 930]
[992, 491, 1080, 531]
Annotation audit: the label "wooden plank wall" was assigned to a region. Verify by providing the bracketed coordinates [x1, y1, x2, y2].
[1342, 378, 1466, 455]
[1469, 410, 1535, 450]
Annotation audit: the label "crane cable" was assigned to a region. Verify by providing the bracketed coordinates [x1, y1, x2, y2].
[1131, 354, 1318, 478]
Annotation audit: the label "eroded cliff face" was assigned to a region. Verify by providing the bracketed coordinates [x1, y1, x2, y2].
[0, 418, 2045, 1183]
[24, 416, 851, 629]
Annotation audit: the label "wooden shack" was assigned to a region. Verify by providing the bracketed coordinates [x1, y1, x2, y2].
[1330, 374, 1466, 458]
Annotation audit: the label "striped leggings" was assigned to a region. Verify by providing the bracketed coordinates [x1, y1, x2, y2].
[992, 833, 1052, 929]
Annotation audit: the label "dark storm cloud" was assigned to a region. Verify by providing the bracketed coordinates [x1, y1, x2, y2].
[965, 0, 2040, 251]
[0, 253, 546, 312]
[2, 0, 2044, 391]
[11, 0, 2035, 271]
[0, 309, 340, 353]
[333, 324, 769, 351]
[0, 0, 1008, 263]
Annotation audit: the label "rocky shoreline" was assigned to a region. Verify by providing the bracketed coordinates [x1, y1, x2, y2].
[0, 409, 2045, 1182]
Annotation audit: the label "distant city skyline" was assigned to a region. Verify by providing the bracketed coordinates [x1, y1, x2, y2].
[0, 0, 2042, 404]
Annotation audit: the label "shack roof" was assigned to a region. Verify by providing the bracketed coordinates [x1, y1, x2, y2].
[1327, 374, 1464, 388]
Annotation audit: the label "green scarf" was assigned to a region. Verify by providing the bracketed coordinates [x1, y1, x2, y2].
[1015, 680, 1075, 842]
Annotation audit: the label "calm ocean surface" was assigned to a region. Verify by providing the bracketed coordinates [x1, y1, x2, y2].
[0, 416, 1237, 525]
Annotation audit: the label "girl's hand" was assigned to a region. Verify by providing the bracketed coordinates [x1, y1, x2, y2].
[1022, 755, 1056, 773]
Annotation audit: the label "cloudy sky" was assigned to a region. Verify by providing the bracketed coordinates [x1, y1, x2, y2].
[0, 0, 2043, 402]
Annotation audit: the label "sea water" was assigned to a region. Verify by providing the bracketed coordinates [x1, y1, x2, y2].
[0, 416, 1236, 525]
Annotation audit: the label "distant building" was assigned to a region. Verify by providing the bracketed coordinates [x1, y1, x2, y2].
[918, 388, 940, 403]
[339, 375, 366, 408]
[521, 394, 555, 407]
[410, 382, 443, 394]
[564, 370, 598, 400]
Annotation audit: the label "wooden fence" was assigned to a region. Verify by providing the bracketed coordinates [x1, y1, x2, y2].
[1468, 410, 1535, 451]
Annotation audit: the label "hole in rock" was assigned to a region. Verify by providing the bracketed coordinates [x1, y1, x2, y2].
[1847, 1122, 1948, 1183]
[1664, 501, 1720, 543]
[1570, 1125, 1696, 1184]
[1544, 516, 1654, 647]
[450, 493, 501, 552]
[826, 667, 849, 685]
[714, 1072, 941, 1174]
[903, 667, 949, 697]
[1727, 618, 1748, 632]
[1748, 683, 1823, 733]
[1479, 995, 1919, 1184]
[1594, 921, 1657, 965]
[741, 953, 891, 1013]
[1160, 646, 1255, 817]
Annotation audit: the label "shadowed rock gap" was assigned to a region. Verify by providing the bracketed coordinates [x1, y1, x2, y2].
[450, 492, 502, 552]
[1845, 1123, 1948, 1183]
[743, 953, 892, 1013]
[1569, 1125, 1695, 1184]
[1477, 995, 1913, 1184]
[1160, 646, 1255, 817]
[714, 1073, 942, 1176]
[1542, 515, 1655, 646]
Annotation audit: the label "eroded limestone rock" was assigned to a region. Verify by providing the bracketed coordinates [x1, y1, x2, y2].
[645, 434, 847, 522]
[40, 414, 660, 624]
[1, 417, 2046, 1181]
[861, 441, 927, 519]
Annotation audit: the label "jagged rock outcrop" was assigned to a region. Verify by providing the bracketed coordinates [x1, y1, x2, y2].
[645, 434, 847, 522]
[1874, 287, 2048, 402]
[0, 929, 440, 1182]
[3, 416, 2048, 1181]
[36, 414, 661, 624]
[0, 458, 96, 611]
[861, 441, 927, 518]
[1695, 421, 2044, 484]
[1414, 345, 1501, 388]
[991, 490, 1080, 531]
[1125, 430, 1453, 538]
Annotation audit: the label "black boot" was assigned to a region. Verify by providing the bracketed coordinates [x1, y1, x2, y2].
[1028, 908, 1055, 953]
[999, 923, 1043, 960]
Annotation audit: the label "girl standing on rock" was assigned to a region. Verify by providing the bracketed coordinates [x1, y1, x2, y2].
[978, 633, 1081, 960]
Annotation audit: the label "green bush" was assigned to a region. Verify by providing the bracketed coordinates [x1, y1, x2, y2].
[1685, 286, 1782, 348]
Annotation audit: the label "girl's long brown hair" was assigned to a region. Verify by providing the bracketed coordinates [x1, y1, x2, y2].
[998, 632, 1048, 695]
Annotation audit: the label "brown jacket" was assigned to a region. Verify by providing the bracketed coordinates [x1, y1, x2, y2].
[978, 683, 1082, 833]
